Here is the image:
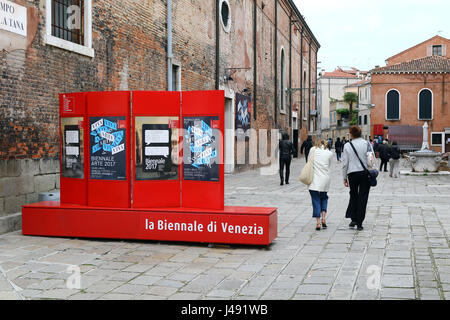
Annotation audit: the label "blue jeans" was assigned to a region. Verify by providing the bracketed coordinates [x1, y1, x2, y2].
[309, 190, 328, 218]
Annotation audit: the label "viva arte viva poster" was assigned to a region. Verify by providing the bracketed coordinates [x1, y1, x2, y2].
[89, 116, 127, 180]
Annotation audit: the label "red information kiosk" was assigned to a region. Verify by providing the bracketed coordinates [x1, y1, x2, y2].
[22, 91, 277, 245]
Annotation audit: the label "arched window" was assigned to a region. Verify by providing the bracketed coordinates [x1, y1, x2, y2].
[418, 89, 433, 120]
[386, 89, 400, 120]
[280, 48, 286, 112]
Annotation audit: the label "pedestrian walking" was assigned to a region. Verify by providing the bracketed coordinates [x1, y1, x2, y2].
[341, 137, 347, 153]
[335, 137, 342, 161]
[301, 136, 313, 162]
[342, 126, 373, 231]
[388, 141, 401, 178]
[378, 140, 390, 172]
[308, 139, 333, 231]
[279, 132, 294, 185]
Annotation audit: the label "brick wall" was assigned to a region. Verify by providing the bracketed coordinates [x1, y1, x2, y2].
[386, 36, 450, 66]
[371, 72, 450, 151]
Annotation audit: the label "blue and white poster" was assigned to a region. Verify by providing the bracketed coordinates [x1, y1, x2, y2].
[89, 116, 127, 180]
[183, 116, 219, 182]
[235, 93, 251, 139]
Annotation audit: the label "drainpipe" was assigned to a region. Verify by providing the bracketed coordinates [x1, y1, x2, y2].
[253, 0, 257, 120]
[300, 28, 303, 130]
[215, 0, 220, 90]
[274, 0, 278, 126]
[289, 13, 292, 131]
[167, 0, 173, 91]
[308, 39, 311, 132]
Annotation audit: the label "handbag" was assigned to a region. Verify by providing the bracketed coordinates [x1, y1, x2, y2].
[299, 147, 315, 185]
[349, 142, 378, 187]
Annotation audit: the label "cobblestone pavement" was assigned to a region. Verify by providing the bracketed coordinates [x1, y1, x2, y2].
[1, 156, 450, 300]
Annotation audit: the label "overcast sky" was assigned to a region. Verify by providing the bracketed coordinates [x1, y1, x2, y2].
[293, 0, 450, 73]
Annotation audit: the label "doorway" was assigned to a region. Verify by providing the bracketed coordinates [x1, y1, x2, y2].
[446, 134, 450, 153]
[293, 129, 299, 158]
[224, 97, 234, 173]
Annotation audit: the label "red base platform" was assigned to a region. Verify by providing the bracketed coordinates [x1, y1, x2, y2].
[22, 202, 278, 246]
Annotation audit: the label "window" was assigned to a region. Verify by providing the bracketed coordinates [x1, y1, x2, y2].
[431, 132, 443, 146]
[358, 116, 361, 125]
[51, 0, 84, 44]
[418, 89, 433, 120]
[364, 115, 367, 125]
[45, 0, 93, 57]
[280, 48, 286, 113]
[171, 64, 181, 91]
[386, 89, 400, 120]
[220, 0, 231, 33]
[432, 45, 442, 56]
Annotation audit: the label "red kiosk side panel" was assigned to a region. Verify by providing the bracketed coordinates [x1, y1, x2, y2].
[87, 91, 131, 208]
[59, 92, 88, 205]
[181, 91, 225, 210]
[132, 91, 182, 208]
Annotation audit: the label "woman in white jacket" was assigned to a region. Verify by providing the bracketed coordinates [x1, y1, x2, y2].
[309, 139, 333, 231]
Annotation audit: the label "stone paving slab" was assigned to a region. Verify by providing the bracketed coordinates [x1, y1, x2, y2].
[0, 156, 450, 300]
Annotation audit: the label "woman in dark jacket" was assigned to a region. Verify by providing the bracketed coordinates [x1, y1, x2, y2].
[279, 133, 294, 185]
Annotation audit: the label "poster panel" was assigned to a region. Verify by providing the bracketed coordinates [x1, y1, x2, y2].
[135, 116, 179, 181]
[61, 117, 84, 179]
[235, 93, 251, 139]
[89, 116, 127, 180]
[183, 116, 220, 182]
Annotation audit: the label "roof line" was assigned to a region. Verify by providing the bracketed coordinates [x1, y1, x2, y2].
[386, 35, 449, 62]
[287, 0, 320, 49]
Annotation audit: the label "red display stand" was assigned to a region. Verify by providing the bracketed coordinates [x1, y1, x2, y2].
[22, 91, 278, 246]
[22, 202, 277, 245]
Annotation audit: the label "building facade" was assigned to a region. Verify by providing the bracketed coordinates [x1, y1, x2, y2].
[370, 36, 450, 152]
[317, 67, 364, 140]
[356, 78, 372, 140]
[0, 0, 319, 233]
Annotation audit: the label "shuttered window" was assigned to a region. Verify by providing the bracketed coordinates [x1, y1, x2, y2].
[386, 90, 400, 120]
[419, 89, 433, 120]
[432, 45, 442, 56]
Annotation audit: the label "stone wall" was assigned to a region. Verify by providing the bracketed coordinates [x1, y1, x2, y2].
[0, 158, 59, 233]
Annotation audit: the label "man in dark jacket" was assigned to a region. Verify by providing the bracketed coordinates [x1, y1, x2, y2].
[388, 141, 401, 178]
[279, 133, 294, 185]
[335, 137, 342, 161]
[300, 136, 313, 162]
[378, 140, 390, 172]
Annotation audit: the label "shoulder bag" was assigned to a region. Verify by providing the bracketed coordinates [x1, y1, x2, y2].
[299, 147, 315, 185]
[349, 142, 378, 187]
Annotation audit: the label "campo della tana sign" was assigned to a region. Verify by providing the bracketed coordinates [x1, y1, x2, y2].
[0, 0, 27, 37]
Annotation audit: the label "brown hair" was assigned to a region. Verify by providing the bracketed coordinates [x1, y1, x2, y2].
[349, 126, 362, 139]
[314, 139, 326, 148]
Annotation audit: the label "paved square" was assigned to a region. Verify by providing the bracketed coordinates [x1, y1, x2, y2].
[1, 157, 449, 300]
